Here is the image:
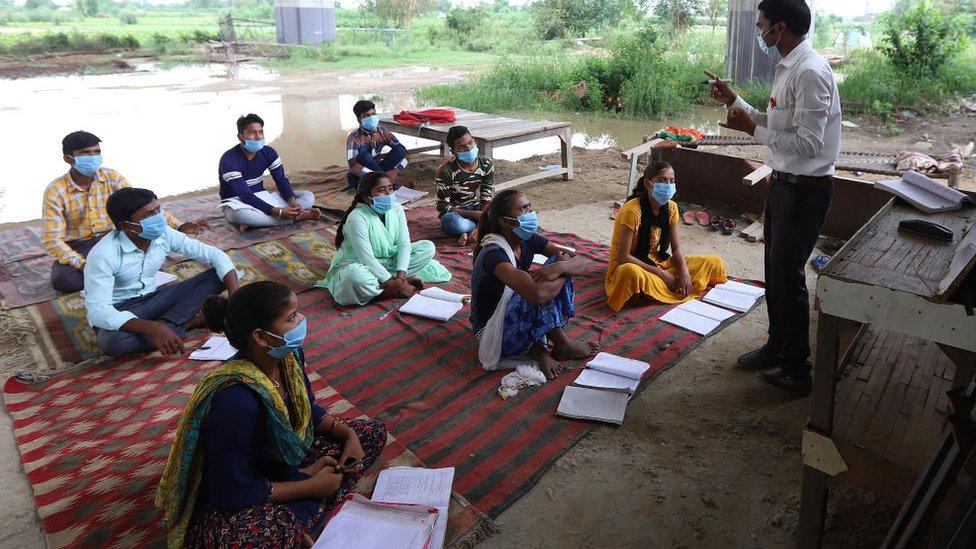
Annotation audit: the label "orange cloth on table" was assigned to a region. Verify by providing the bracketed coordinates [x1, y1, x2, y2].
[605, 198, 727, 311]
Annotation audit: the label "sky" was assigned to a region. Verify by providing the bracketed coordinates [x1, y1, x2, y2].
[27, 0, 897, 18]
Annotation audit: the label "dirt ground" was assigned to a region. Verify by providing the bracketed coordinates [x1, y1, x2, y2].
[1, 63, 973, 548]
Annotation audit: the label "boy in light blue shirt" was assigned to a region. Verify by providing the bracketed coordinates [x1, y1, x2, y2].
[84, 187, 241, 358]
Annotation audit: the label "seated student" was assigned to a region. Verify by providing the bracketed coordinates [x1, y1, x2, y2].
[219, 113, 320, 231]
[605, 161, 727, 311]
[345, 100, 408, 190]
[319, 172, 451, 306]
[471, 189, 599, 379]
[435, 125, 494, 246]
[43, 130, 209, 294]
[156, 280, 387, 548]
[84, 188, 241, 358]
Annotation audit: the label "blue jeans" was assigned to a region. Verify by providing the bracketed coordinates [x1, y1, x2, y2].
[346, 143, 408, 190]
[440, 212, 478, 236]
[95, 269, 225, 357]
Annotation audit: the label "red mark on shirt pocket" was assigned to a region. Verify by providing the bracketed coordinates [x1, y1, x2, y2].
[769, 96, 778, 108]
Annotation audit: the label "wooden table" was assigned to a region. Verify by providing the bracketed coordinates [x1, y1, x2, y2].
[378, 108, 573, 191]
[798, 199, 976, 547]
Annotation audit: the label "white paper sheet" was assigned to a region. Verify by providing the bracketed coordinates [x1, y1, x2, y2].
[660, 308, 721, 336]
[574, 369, 640, 394]
[394, 186, 429, 204]
[399, 294, 464, 321]
[556, 385, 629, 425]
[154, 271, 178, 286]
[372, 467, 455, 549]
[585, 352, 650, 380]
[676, 299, 736, 321]
[714, 280, 765, 298]
[531, 254, 549, 265]
[418, 287, 469, 304]
[702, 287, 758, 313]
[314, 494, 437, 549]
[188, 335, 238, 361]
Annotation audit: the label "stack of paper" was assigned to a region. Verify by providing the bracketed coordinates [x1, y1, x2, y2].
[660, 299, 735, 335]
[371, 467, 455, 549]
[394, 186, 429, 205]
[702, 281, 764, 313]
[313, 494, 438, 549]
[399, 288, 468, 321]
[876, 171, 973, 213]
[188, 335, 238, 361]
[557, 352, 651, 425]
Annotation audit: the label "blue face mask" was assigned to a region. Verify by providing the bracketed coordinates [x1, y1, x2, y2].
[72, 154, 102, 177]
[370, 193, 396, 214]
[756, 24, 781, 56]
[456, 146, 478, 164]
[510, 211, 539, 241]
[135, 211, 168, 241]
[651, 182, 677, 204]
[361, 114, 380, 132]
[243, 139, 265, 153]
[264, 316, 307, 360]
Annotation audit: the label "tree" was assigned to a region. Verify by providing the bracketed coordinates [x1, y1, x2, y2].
[530, 0, 631, 39]
[25, 0, 56, 9]
[360, 0, 435, 28]
[76, 0, 99, 16]
[880, 0, 967, 76]
[655, 0, 704, 32]
[706, 0, 727, 34]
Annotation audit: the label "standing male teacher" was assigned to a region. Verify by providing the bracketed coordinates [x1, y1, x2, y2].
[708, 0, 841, 394]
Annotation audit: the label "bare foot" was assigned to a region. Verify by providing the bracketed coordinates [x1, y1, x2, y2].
[295, 209, 321, 222]
[457, 233, 468, 247]
[551, 339, 600, 361]
[406, 277, 424, 291]
[236, 223, 248, 234]
[528, 342, 563, 380]
[184, 311, 206, 331]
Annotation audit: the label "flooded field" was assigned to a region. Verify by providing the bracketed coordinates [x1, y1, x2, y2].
[0, 62, 729, 223]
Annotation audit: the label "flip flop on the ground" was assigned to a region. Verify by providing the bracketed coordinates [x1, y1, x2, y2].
[721, 218, 736, 235]
[682, 210, 696, 225]
[709, 216, 723, 232]
[695, 211, 710, 226]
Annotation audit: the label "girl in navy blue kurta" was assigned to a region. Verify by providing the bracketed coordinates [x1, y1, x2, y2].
[155, 281, 387, 548]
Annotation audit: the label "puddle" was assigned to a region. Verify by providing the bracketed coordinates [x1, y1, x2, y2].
[0, 63, 733, 223]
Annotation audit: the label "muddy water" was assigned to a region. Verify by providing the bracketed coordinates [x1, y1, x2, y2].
[0, 63, 730, 223]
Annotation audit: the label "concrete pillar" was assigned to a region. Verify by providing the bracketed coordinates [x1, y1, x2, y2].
[275, 0, 336, 46]
[725, 0, 816, 84]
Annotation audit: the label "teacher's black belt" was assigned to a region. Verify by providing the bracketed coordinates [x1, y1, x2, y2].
[771, 170, 833, 186]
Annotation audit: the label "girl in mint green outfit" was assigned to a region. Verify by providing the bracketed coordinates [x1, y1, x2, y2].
[317, 172, 451, 306]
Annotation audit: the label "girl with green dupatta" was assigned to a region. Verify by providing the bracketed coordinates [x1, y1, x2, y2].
[155, 281, 387, 548]
[316, 171, 451, 306]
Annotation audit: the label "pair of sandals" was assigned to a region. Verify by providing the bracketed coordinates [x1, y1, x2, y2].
[681, 210, 736, 235]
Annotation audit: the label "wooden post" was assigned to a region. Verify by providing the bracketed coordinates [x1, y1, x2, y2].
[560, 127, 574, 181]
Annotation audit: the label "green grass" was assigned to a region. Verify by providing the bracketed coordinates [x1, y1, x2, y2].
[264, 46, 497, 71]
[0, 12, 222, 45]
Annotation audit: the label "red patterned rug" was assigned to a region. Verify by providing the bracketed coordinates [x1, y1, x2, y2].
[298, 206, 757, 517]
[3, 330, 496, 548]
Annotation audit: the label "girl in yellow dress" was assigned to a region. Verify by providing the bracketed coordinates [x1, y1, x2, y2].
[605, 161, 728, 311]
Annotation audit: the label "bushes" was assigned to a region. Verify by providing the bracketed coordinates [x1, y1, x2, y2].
[0, 32, 141, 55]
[119, 12, 138, 25]
[879, 0, 967, 77]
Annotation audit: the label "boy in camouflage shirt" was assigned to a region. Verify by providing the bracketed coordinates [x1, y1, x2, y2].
[434, 126, 494, 246]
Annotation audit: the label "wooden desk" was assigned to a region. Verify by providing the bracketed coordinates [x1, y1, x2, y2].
[378, 108, 573, 191]
[799, 199, 976, 547]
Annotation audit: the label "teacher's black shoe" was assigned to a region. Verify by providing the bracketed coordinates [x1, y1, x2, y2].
[736, 345, 783, 370]
[759, 368, 812, 395]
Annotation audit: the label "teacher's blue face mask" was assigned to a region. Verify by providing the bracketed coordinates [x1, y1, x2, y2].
[264, 316, 307, 360]
[370, 193, 396, 214]
[756, 23, 782, 56]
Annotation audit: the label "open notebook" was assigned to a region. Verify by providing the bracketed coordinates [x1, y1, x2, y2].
[571, 352, 651, 396]
[702, 281, 764, 313]
[558, 353, 651, 424]
[398, 288, 469, 321]
[660, 299, 735, 336]
[188, 335, 238, 361]
[313, 494, 438, 549]
[371, 467, 454, 549]
[394, 186, 429, 205]
[876, 171, 973, 213]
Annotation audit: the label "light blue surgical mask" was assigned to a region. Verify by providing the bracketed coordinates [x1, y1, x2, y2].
[756, 24, 781, 56]
[509, 211, 539, 241]
[135, 211, 168, 241]
[456, 146, 478, 164]
[264, 316, 307, 360]
[370, 193, 396, 214]
[243, 139, 265, 153]
[72, 154, 102, 177]
[651, 182, 677, 205]
[361, 114, 380, 132]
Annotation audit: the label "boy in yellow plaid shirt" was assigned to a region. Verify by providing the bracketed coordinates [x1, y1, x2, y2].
[42, 131, 209, 293]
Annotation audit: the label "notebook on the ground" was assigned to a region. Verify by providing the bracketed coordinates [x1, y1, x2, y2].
[313, 494, 438, 549]
[371, 467, 455, 549]
[418, 287, 470, 303]
[660, 299, 736, 336]
[572, 352, 650, 396]
[188, 335, 238, 361]
[585, 352, 651, 380]
[702, 281, 764, 313]
[876, 170, 973, 213]
[556, 385, 631, 425]
[394, 186, 429, 205]
[399, 290, 466, 321]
